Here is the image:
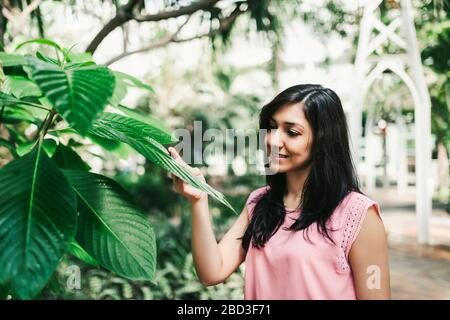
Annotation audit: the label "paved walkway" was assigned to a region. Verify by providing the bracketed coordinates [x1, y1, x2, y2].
[369, 188, 450, 300]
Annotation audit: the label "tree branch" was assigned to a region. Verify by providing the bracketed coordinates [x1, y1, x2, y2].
[133, 0, 219, 22]
[105, 16, 191, 66]
[86, 0, 140, 54]
[86, 0, 220, 54]
[105, 4, 245, 66]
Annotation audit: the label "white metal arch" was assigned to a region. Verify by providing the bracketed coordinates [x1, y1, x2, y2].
[362, 61, 421, 195]
[352, 0, 432, 244]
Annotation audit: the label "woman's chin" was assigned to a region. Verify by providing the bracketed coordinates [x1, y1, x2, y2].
[267, 162, 288, 174]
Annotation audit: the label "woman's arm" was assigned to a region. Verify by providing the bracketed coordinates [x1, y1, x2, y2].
[191, 197, 248, 286]
[169, 147, 248, 286]
[348, 206, 391, 299]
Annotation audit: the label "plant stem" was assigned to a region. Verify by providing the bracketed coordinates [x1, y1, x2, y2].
[34, 108, 56, 141]
[20, 102, 52, 111]
[3, 102, 52, 112]
[41, 108, 57, 137]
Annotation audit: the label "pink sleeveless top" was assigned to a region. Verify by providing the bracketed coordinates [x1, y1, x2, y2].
[244, 185, 381, 300]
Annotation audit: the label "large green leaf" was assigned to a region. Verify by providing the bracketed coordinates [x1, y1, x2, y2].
[0, 144, 77, 299]
[63, 170, 156, 280]
[24, 57, 115, 134]
[88, 112, 236, 214]
[51, 144, 91, 171]
[112, 105, 177, 144]
[91, 112, 174, 145]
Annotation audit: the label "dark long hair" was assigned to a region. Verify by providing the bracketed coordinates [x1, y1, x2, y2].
[242, 84, 361, 251]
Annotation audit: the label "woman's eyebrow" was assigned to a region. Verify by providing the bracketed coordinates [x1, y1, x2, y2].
[270, 117, 305, 130]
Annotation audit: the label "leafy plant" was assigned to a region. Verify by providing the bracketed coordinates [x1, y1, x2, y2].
[0, 39, 235, 299]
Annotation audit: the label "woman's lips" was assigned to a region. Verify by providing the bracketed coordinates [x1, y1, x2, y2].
[270, 153, 289, 160]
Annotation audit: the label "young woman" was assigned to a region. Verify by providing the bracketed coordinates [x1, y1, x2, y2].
[169, 84, 391, 300]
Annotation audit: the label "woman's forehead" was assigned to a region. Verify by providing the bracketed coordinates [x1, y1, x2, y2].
[271, 103, 308, 125]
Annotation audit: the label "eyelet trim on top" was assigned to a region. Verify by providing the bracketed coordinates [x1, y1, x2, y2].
[336, 194, 368, 274]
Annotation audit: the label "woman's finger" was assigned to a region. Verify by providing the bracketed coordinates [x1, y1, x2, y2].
[169, 147, 197, 176]
[168, 147, 187, 166]
[168, 147, 184, 163]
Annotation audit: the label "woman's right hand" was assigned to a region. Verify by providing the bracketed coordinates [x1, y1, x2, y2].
[168, 147, 207, 203]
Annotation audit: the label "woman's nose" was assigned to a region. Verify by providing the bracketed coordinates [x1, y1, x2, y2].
[267, 129, 283, 151]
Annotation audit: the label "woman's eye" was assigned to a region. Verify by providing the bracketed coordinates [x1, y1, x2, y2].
[287, 130, 299, 136]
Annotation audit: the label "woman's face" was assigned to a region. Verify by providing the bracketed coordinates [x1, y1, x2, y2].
[264, 102, 313, 173]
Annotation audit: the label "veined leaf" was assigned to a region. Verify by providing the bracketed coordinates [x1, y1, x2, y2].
[67, 52, 93, 64]
[24, 57, 115, 135]
[0, 53, 26, 67]
[64, 170, 156, 280]
[16, 138, 58, 158]
[88, 112, 236, 214]
[0, 92, 27, 106]
[64, 61, 96, 70]
[0, 144, 77, 299]
[109, 71, 154, 106]
[114, 71, 154, 94]
[0, 92, 48, 123]
[87, 133, 134, 160]
[42, 138, 58, 157]
[51, 144, 91, 171]
[112, 105, 178, 144]
[36, 51, 60, 66]
[68, 241, 99, 266]
[1, 105, 36, 124]
[92, 112, 174, 145]
[0, 91, 46, 109]
[4, 76, 42, 98]
[16, 141, 36, 156]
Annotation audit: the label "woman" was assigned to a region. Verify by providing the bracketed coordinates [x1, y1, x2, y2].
[169, 84, 390, 300]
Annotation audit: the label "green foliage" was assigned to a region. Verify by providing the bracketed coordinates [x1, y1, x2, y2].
[0, 39, 236, 299]
[421, 21, 450, 74]
[418, 5, 450, 149]
[24, 57, 115, 134]
[68, 241, 99, 267]
[64, 170, 157, 280]
[88, 112, 235, 213]
[41, 201, 248, 300]
[0, 143, 77, 299]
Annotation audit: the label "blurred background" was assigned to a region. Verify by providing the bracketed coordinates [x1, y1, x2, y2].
[0, 0, 448, 299]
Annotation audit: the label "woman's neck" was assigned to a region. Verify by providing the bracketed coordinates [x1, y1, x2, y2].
[285, 166, 311, 202]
